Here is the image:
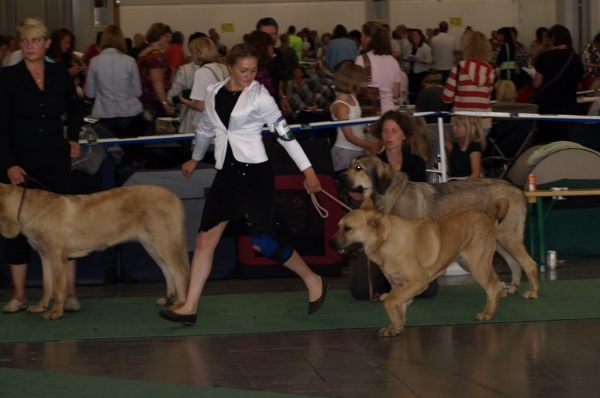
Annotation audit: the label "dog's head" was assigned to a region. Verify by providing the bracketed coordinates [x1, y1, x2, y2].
[0, 183, 22, 238]
[339, 155, 406, 199]
[329, 205, 385, 254]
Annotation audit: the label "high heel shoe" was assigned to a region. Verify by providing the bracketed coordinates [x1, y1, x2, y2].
[308, 276, 329, 315]
[159, 309, 197, 326]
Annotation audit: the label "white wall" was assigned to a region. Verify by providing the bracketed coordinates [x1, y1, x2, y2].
[119, 0, 559, 53]
[119, 1, 364, 53]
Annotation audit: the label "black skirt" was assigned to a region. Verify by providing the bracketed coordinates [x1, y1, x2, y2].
[200, 155, 275, 235]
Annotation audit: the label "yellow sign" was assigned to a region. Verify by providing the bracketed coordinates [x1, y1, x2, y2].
[221, 23, 234, 33]
[449, 18, 462, 27]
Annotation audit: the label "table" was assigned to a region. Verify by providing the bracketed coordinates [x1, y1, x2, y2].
[524, 188, 600, 264]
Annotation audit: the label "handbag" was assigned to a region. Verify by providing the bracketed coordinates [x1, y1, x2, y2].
[530, 50, 575, 104]
[357, 53, 381, 117]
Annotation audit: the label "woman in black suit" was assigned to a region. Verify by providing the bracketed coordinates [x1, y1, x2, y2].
[0, 17, 84, 314]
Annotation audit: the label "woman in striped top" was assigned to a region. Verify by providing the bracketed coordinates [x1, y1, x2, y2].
[441, 31, 495, 134]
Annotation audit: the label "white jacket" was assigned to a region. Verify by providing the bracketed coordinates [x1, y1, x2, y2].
[192, 78, 311, 172]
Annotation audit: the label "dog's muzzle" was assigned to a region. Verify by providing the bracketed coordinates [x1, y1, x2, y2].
[339, 173, 365, 193]
[328, 238, 363, 255]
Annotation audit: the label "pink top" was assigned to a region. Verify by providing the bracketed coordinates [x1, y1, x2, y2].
[355, 51, 401, 113]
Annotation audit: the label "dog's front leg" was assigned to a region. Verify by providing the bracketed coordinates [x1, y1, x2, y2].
[378, 283, 424, 337]
[26, 255, 53, 313]
[41, 256, 68, 320]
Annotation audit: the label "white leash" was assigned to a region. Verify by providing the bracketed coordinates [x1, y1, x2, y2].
[309, 189, 353, 218]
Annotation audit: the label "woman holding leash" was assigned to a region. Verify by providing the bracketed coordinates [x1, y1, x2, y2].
[0, 17, 84, 313]
[159, 43, 328, 326]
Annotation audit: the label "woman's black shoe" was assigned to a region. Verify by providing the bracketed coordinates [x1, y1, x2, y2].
[159, 309, 197, 326]
[308, 277, 329, 315]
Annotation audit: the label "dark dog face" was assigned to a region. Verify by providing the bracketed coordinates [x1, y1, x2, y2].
[329, 208, 384, 254]
[339, 155, 398, 197]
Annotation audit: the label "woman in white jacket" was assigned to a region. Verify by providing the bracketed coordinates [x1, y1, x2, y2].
[159, 44, 328, 325]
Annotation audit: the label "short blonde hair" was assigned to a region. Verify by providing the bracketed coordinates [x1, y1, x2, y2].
[454, 115, 486, 151]
[189, 37, 222, 64]
[494, 80, 517, 103]
[17, 17, 48, 39]
[100, 25, 126, 54]
[334, 60, 364, 94]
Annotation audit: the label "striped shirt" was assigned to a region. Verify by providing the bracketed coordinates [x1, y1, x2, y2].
[442, 59, 495, 128]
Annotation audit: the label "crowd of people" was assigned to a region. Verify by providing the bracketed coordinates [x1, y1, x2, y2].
[0, 15, 597, 319]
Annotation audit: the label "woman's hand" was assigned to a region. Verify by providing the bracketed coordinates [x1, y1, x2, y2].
[364, 141, 382, 155]
[163, 103, 176, 116]
[7, 166, 27, 185]
[302, 166, 321, 194]
[68, 141, 81, 158]
[182, 159, 199, 178]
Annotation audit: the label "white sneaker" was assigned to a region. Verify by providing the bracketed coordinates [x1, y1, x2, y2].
[64, 297, 81, 312]
[2, 299, 28, 314]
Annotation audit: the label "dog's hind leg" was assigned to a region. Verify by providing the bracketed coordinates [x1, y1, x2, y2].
[141, 236, 189, 310]
[497, 239, 539, 299]
[463, 242, 507, 321]
[495, 244, 522, 294]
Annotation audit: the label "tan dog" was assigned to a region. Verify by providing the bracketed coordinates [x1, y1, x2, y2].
[339, 155, 539, 299]
[0, 183, 190, 320]
[330, 199, 509, 336]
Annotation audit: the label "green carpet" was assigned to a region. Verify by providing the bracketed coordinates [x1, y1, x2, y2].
[0, 368, 310, 398]
[1, 279, 599, 343]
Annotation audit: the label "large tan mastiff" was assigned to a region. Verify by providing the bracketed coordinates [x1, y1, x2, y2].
[330, 199, 509, 336]
[0, 183, 190, 320]
[339, 155, 539, 299]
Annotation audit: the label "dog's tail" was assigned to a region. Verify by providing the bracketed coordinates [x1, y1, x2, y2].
[488, 198, 510, 224]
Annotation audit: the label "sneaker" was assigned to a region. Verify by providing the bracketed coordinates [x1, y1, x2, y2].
[64, 297, 81, 312]
[2, 299, 28, 314]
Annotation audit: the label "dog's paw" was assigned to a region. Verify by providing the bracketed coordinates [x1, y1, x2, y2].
[26, 304, 48, 313]
[500, 283, 509, 298]
[378, 325, 403, 337]
[155, 297, 175, 307]
[41, 310, 63, 320]
[521, 289, 539, 299]
[475, 312, 493, 321]
[507, 283, 519, 294]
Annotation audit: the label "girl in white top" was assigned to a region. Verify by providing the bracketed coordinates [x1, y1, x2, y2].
[331, 60, 381, 172]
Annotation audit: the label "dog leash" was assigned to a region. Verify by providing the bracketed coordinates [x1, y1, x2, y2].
[16, 176, 47, 222]
[309, 189, 379, 302]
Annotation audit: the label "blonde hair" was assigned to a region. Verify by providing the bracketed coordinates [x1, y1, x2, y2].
[454, 115, 486, 151]
[334, 60, 365, 94]
[189, 37, 222, 64]
[133, 33, 145, 48]
[422, 73, 442, 87]
[99, 25, 126, 53]
[408, 117, 430, 163]
[461, 31, 491, 62]
[494, 80, 517, 103]
[17, 17, 48, 39]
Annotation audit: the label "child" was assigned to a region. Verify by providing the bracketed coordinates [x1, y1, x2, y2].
[331, 60, 381, 173]
[445, 115, 486, 179]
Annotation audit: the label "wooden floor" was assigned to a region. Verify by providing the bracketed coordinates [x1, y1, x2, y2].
[1, 255, 600, 397]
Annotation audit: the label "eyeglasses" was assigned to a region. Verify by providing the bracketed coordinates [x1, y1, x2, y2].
[20, 37, 44, 45]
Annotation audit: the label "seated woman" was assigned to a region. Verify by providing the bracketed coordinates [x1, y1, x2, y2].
[286, 66, 325, 112]
[349, 111, 438, 300]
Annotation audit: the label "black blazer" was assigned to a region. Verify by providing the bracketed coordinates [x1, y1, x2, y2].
[0, 61, 83, 170]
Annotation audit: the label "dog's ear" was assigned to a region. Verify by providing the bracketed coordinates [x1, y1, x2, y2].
[360, 197, 374, 210]
[371, 162, 393, 196]
[367, 211, 384, 228]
